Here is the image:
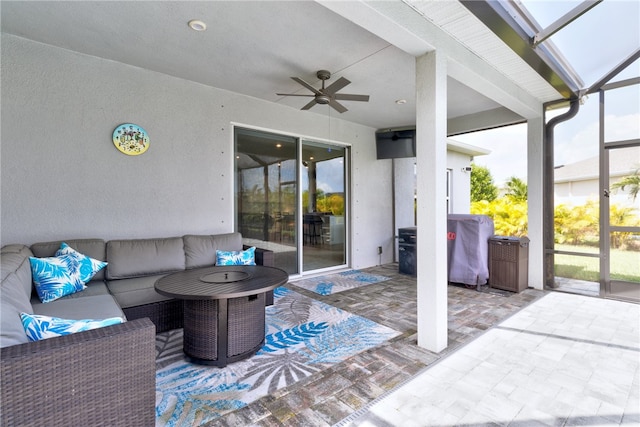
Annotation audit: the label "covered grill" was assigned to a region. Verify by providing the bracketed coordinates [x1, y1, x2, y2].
[447, 214, 494, 287]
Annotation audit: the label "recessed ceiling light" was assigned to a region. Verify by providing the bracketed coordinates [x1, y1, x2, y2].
[395, 99, 407, 105]
[188, 20, 207, 31]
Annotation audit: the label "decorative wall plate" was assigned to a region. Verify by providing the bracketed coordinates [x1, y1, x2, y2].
[112, 123, 149, 155]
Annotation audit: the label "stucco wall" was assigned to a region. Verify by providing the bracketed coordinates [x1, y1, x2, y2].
[447, 151, 473, 214]
[1, 35, 394, 268]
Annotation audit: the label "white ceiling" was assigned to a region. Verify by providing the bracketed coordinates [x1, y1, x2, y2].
[0, 1, 560, 131]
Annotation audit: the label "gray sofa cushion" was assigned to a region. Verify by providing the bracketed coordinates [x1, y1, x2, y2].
[30, 239, 107, 281]
[106, 275, 173, 309]
[1, 245, 35, 348]
[1, 244, 34, 298]
[106, 237, 185, 280]
[30, 281, 110, 306]
[183, 233, 243, 269]
[1, 281, 32, 347]
[32, 294, 125, 320]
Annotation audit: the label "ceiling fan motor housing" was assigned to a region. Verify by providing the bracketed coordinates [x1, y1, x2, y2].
[316, 70, 331, 80]
[315, 94, 331, 104]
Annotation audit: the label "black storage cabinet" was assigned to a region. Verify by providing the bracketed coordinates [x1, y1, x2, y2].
[398, 227, 417, 276]
[489, 236, 530, 292]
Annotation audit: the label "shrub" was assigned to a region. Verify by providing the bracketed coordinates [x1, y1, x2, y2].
[470, 198, 528, 236]
[472, 197, 639, 250]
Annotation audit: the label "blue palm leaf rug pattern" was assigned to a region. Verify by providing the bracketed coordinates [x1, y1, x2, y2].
[155, 287, 399, 426]
[291, 269, 390, 295]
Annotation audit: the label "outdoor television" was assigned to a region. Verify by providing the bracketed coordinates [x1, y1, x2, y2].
[375, 128, 416, 159]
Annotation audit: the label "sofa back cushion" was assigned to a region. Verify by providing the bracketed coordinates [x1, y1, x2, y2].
[183, 233, 243, 269]
[30, 239, 107, 281]
[106, 237, 185, 280]
[1, 245, 35, 347]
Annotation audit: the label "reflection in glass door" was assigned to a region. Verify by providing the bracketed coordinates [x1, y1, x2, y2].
[301, 140, 347, 272]
[235, 128, 299, 275]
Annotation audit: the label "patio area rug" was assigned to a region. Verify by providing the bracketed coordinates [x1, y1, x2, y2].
[154, 286, 399, 426]
[291, 269, 391, 295]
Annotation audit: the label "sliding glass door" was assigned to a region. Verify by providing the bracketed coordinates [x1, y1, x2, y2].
[235, 128, 348, 275]
[235, 128, 298, 274]
[301, 140, 347, 271]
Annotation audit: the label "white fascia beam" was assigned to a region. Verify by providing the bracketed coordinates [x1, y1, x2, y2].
[315, 0, 434, 57]
[317, 0, 542, 120]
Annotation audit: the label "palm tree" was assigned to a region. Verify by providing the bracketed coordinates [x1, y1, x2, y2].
[504, 176, 527, 202]
[611, 166, 640, 202]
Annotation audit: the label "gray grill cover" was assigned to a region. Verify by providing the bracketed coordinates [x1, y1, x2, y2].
[447, 214, 494, 286]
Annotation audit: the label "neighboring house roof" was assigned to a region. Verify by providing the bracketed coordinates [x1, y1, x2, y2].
[554, 146, 640, 183]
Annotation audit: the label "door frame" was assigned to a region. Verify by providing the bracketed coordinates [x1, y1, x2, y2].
[233, 125, 351, 277]
[599, 80, 640, 302]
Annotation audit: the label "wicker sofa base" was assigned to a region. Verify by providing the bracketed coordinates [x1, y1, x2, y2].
[122, 299, 184, 333]
[1, 318, 156, 427]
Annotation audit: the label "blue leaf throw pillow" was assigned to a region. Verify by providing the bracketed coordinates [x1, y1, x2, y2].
[30, 255, 85, 303]
[29, 244, 107, 303]
[55, 242, 107, 285]
[216, 247, 256, 265]
[20, 313, 123, 342]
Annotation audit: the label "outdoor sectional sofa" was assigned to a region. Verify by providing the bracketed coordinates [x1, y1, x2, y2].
[0, 232, 274, 427]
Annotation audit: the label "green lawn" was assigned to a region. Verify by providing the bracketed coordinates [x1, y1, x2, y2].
[555, 244, 640, 282]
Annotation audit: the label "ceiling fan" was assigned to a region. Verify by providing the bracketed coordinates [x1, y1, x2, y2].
[277, 70, 369, 113]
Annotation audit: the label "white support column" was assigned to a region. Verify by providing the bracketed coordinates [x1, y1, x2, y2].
[416, 51, 448, 352]
[527, 115, 544, 290]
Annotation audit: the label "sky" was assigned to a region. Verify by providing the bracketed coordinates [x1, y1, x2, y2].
[454, 1, 640, 187]
[454, 89, 639, 187]
[453, 123, 528, 186]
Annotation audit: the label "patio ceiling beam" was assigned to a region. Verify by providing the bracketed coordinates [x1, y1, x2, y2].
[532, 0, 602, 47]
[315, 0, 434, 57]
[320, 0, 542, 119]
[460, 0, 580, 99]
[448, 107, 525, 136]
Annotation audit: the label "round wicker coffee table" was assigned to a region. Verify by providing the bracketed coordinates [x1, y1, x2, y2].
[155, 265, 288, 367]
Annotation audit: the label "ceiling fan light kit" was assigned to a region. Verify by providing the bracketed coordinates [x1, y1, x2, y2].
[277, 70, 369, 113]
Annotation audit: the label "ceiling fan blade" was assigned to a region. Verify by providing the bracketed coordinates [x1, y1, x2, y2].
[323, 77, 351, 95]
[276, 93, 315, 97]
[334, 93, 370, 102]
[329, 99, 348, 113]
[301, 99, 318, 110]
[291, 77, 322, 95]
